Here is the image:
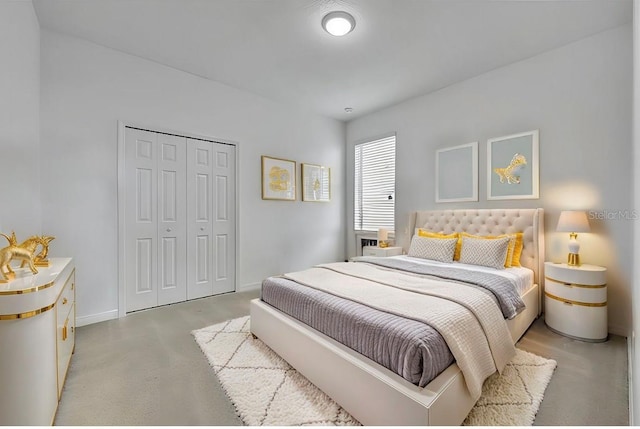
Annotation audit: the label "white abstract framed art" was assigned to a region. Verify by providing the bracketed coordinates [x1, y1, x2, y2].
[435, 142, 478, 203]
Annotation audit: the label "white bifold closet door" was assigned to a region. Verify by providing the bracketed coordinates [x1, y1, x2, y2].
[124, 127, 235, 313]
[186, 138, 236, 300]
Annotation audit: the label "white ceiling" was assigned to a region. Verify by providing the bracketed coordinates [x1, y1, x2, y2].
[33, 0, 632, 122]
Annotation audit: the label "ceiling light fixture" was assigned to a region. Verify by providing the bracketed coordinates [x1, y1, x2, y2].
[322, 11, 356, 37]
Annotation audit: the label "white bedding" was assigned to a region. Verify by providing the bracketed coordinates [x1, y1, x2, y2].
[284, 261, 516, 400]
[391, 255, 534, 296]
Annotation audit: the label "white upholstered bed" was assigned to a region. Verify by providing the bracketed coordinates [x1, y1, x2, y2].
[250, 208, 544, 426]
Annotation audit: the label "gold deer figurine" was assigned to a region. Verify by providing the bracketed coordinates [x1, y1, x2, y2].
[34, 235, 55, 267]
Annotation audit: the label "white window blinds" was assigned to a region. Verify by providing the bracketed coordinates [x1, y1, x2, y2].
[354, 135, 396, 231]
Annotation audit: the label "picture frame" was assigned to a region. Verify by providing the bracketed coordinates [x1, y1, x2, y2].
[487, 130, 539, 200]
[435, 142, 478, 203]
[301, 163, 331, 202]
[261, 155, 296, 201]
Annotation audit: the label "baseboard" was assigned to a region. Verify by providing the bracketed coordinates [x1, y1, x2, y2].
[238, 282, 261, 292]
[630, 332, 635, 426]
[76, 309, 119, 327]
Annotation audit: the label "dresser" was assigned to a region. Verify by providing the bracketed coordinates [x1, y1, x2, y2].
[544, 262, 607, 342]
[0, 258, 75, 425]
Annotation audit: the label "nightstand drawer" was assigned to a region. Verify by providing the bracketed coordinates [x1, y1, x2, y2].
[362, 246, 402, 257]
[545, 263, 606, 286]
[545, 277, 606, 304]
[545, 294, 607, 341]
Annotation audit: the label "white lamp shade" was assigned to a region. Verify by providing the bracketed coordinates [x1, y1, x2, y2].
[377, 228, 388, 242]
[556, 210, 590, 233]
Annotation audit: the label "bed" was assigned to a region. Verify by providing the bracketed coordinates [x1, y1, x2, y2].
[250, 208, 544, 426]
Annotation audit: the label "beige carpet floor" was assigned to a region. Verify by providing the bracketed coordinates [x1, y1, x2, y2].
[193, 316, 557, 426]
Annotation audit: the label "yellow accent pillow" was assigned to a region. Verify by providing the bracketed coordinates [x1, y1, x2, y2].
[460, 232, 521, 268]
[417, 229, 461, 260]
[510, 233, 524, 267]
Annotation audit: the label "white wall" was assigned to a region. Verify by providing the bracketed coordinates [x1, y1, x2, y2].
[0, 0, 41, 238]
[40, 30, 346, 324]
[631, 1, 639, 424]
[346, 26, 632, 336]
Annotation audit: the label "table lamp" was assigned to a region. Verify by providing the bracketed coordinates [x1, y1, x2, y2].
[378, 228, 389, 248]
[556, 210, 590, 266]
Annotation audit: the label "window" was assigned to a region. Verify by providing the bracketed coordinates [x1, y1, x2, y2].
[354, 134, 396, 231]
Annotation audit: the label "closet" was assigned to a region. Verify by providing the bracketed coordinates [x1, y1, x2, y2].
[123, 127, 236, 312]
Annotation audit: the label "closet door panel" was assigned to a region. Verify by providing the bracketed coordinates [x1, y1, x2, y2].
[157, 134, 187, 306]
[187, 139, 214, 299]
[125, 128, 158, 312]
[212, 144, 236, 294]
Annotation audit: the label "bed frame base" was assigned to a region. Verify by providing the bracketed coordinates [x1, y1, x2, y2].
[250, 283, 539, 426]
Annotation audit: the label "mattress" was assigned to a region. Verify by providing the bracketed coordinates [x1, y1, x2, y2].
[261, 257, 531, 388]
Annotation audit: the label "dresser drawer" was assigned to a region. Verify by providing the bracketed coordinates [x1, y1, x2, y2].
[56, 271, 75, 324]
[56, 302, 75, 398]
[545, 278, 606, 304]
[545, 294, 607, 341]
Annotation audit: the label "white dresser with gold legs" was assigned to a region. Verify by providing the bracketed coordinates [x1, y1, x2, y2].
[0, 258, 75, 425]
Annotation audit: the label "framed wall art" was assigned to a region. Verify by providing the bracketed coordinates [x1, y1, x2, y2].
[301, 163, 331, 202]
[487, 130, 539, 200]
[261, 155, 296, 201]
[435, 142, 478, 203]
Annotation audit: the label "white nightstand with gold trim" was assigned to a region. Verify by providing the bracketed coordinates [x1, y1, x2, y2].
[544, 262, 607, 342]
[362, 246, 403, 257]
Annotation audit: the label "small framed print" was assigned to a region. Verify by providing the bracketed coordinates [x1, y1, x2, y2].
[301, 163, 330, 202]
[435, 142, 478, 203]
[487, 130, 539, 200]
[261, 155, 296, 201]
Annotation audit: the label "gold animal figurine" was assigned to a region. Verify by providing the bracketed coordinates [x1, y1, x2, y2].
[34, 235, 55, 267]
[0, 232, 39, 282]
[16, 235, 55, 268]
[494, 153, 527, 184]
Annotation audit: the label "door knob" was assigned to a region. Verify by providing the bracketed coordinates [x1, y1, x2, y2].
[200, 227, 205, 231]
[166, 228, 172, 232]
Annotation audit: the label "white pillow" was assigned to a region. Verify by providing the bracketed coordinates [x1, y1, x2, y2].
[458, 236, 510, 270]
[408, 236, 457, 263]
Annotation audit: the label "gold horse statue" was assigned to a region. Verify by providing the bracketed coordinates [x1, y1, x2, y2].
[19, 235, 55, 268]
[0, 232, 39, 282]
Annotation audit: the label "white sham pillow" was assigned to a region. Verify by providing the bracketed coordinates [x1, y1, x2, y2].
[458, 236, 510, 270]
[407, 236, 457, 263]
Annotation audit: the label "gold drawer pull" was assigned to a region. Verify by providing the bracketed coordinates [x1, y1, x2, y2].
[62, 298, 68, 305]
[71, 283, 74, 290]
[62, 319, 68, 341]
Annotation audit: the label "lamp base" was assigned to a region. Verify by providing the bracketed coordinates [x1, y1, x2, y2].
[567, 252, 581, 266]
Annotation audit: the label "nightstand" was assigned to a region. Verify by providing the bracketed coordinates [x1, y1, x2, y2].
[362, 246, 403, 257]
[544, 262, 607, 342]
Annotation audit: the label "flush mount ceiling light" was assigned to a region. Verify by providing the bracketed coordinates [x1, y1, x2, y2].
[322, 11, 356, 36]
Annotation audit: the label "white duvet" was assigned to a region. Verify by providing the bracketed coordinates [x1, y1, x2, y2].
[283, 261, 517, 400]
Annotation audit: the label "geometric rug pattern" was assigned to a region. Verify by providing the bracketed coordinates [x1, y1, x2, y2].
[193, 316, 556, 426]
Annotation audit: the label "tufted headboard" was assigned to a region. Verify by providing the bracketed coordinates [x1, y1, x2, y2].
[406, 208, 545, 286]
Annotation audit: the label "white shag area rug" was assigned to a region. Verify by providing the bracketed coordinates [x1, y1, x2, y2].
[193, 316, 556, 426]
